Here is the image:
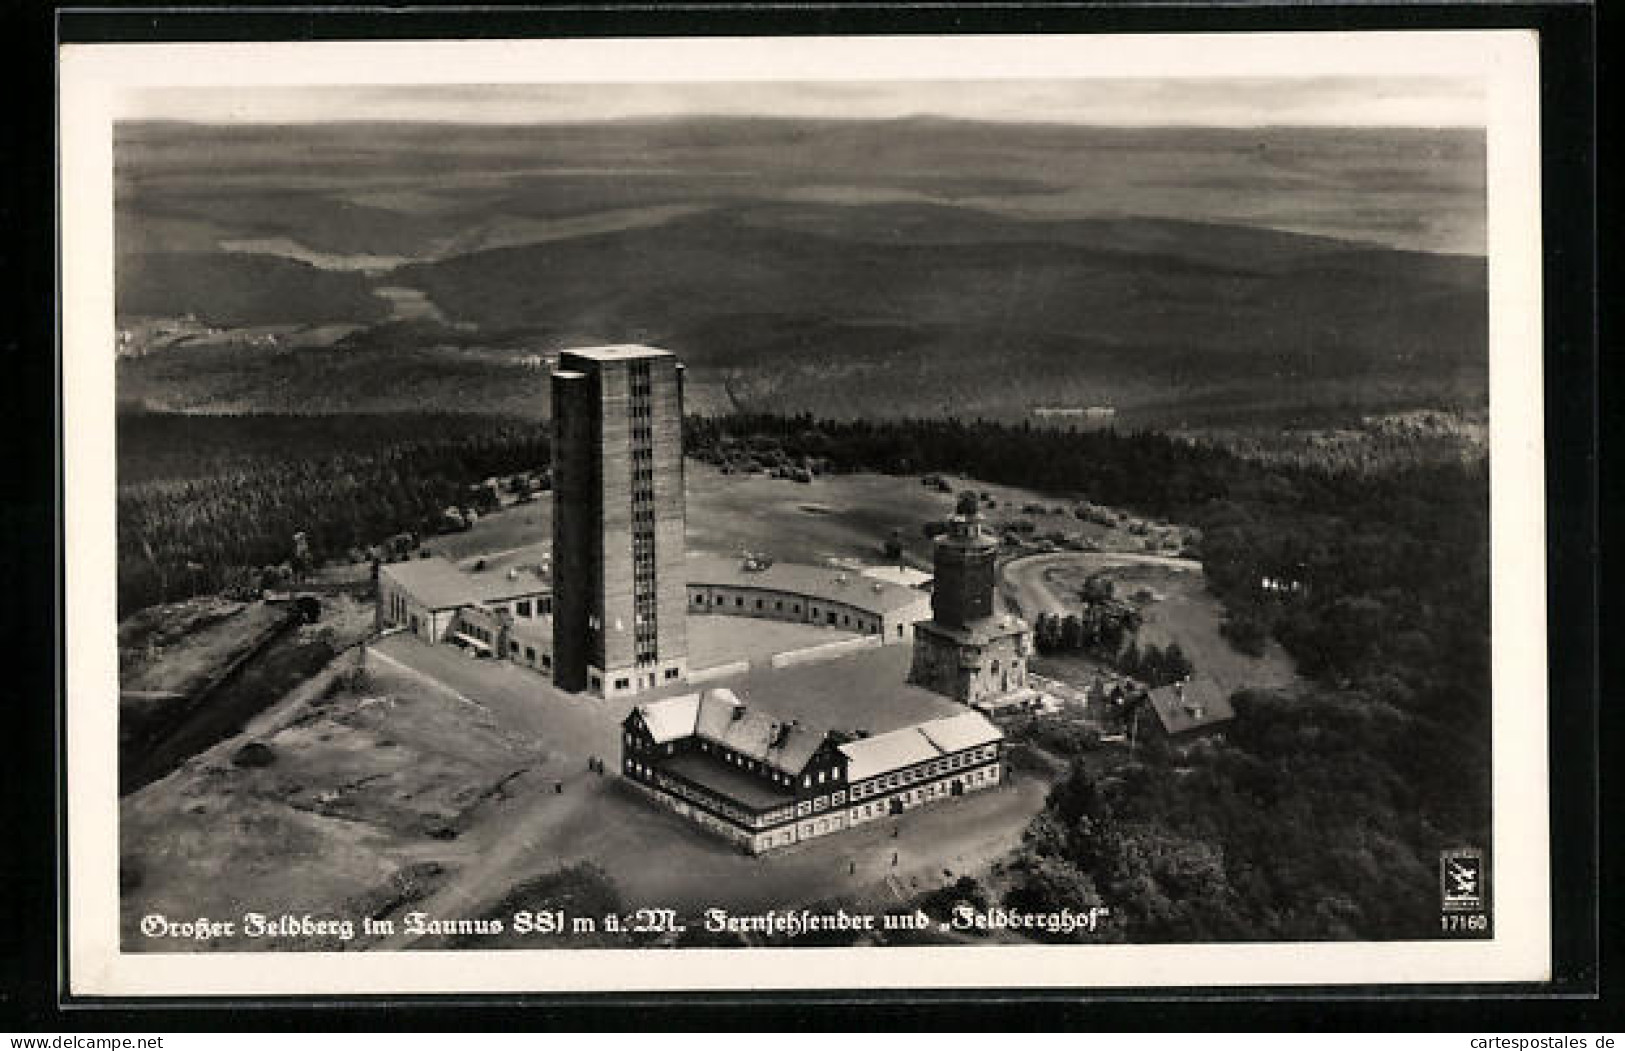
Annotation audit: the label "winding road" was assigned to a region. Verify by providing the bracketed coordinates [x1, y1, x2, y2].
[1000, 551, 1202, 620]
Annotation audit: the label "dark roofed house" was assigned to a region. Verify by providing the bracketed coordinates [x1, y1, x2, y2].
[621, 688, 1004, 854]
[1140, 677, 1235, 739]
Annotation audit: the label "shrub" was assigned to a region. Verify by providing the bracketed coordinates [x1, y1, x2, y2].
[231, 742, 276, 768]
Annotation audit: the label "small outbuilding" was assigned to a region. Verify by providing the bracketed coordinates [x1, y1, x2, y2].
[1139, 677, 1235, 739]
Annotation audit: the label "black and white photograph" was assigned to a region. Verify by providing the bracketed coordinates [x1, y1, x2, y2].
[58, 30, 1552, 995]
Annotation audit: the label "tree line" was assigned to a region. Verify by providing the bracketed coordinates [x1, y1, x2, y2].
[117, 411, 548, 614]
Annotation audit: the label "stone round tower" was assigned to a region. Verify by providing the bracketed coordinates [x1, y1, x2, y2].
[930, 493, 999, 628]
[909, 491, 1033, 707]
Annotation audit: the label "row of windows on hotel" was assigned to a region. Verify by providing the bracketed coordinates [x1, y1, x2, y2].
[847, 746, 998, 800]
[691, 591, 899, 636]
[709, 738, 841, 789]
[627, 732, 995, 800]
[625, 733, 844, 791]
[624, 753, 999, 832]
[847, 765, 996, 823]
[623, 759, 840, 828]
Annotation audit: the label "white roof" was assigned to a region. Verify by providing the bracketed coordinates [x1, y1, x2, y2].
[635, 691, 705, 744]
[561, 344, 674, 362]
[917, 710, 1006, 753]
[838, 729, 941, 783]
[838, 710, 1003, 782]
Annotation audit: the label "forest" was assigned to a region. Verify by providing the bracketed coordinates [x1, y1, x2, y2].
[116, 410, 548, 614]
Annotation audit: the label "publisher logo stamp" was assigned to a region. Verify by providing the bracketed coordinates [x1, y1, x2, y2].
[1440, 846, 1484, 913]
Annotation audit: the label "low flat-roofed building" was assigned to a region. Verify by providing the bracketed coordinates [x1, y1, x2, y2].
[377, 556, 551, 652]
[686, 554, 930, 644]
[622, 688, 1004, 853]
[502, 616, 554, 674]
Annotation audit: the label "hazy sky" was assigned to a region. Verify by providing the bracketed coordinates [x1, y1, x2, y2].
[129, 78, 1484, 127]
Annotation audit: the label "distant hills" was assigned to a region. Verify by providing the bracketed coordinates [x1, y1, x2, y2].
[115, 117, 1486, 425]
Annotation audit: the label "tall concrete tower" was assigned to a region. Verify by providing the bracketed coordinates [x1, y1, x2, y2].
[551, 346, 688, 698]
[909, 493, 1033, 706]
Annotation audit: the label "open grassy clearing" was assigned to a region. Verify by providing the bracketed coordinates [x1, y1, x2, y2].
[1041, 561, 1298, 693]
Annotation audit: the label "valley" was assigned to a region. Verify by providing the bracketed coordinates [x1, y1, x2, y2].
[115, 118, 1487, 428]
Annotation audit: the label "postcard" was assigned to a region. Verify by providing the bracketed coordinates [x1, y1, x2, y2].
[59, 29, 1550, 996]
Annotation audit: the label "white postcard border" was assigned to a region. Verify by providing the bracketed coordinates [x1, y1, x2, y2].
[59, 30, 1549, 996]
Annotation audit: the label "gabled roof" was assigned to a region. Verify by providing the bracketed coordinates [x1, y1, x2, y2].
[635, 692, 704, 745]
[838, 729, 940, 783]
[920, 710, 1010, 753]
[695, 690, 827, 776]
[631, 688, 829, 776]
[838, 710, 1004, 782]
[1144, 678, 1235, 735]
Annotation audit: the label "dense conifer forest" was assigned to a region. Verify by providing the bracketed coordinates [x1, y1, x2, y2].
[116, 411, 548, 613]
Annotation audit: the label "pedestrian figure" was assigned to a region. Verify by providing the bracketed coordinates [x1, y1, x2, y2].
[555, 780, 563, 794]
[892, 826, 899, 838]
[891, 851, 898, 867]
[849, 860, 856, 876]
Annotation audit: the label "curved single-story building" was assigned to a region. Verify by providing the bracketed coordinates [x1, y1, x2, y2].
[684, 554, 931, 644]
